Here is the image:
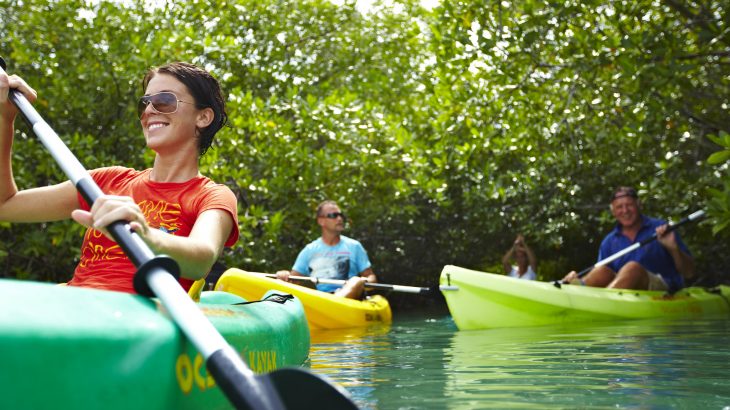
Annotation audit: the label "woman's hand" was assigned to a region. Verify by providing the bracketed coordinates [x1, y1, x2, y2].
[514, 234, 525, 246]
[71, 195, 149, 241]
[0, 72, 37, 121]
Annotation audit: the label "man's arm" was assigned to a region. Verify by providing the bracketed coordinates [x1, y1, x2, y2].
[656, 225, 695, 280]
[276, 246, 312, 287]
[359, 267, 377, 283]
[669, 246, 695, 280]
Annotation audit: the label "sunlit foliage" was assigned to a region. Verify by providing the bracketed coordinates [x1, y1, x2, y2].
[1, 0, 727, 295]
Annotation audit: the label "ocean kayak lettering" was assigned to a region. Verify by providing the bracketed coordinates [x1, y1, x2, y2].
[365, 313, 382, 322]
[658, 303, 703, 314]
[175, 353, 212, 394]
[176, 350, 278, 393]
[248, 350, 277, 373]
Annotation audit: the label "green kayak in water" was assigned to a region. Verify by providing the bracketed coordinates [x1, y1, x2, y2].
[0, 279, 310, 409]
[440, 265, 730, 330]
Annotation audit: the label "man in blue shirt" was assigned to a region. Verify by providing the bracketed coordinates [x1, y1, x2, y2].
[562, 187, 695, 292]
[276, 200, 377, 299]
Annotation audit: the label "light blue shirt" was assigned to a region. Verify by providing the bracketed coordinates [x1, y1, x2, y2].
[292, 235, 372, 293]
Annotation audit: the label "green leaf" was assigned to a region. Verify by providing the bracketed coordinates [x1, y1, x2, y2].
[708, 150, 730, 165]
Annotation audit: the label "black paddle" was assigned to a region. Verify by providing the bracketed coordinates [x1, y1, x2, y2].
[554, 209, 705, 288]
[0, 57, 358, 410]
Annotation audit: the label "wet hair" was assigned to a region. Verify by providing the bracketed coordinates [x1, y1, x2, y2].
[610, 186, 638, 202]
[142, 62, 227, 156]
[316, 200, 339, 217]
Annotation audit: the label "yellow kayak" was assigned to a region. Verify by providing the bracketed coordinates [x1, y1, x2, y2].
[215, 268, 392, 330]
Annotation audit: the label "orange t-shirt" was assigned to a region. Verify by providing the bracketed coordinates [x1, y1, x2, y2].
[67, 166, 239, 294]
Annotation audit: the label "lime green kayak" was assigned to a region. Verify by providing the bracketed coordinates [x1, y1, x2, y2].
[0, 278, 310, 409]
[440, 265, 730, 330]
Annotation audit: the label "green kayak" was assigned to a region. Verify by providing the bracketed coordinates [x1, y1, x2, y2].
[0, 278, 310, 409]
[440, 265, 730, 330]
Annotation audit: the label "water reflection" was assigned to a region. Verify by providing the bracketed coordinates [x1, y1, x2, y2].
[309, 325, 392, 409]
[446, 319, 730, 409]
[308, 315, 730, 409]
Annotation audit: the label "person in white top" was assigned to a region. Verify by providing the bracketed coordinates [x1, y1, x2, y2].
[502, 234, 537, 280]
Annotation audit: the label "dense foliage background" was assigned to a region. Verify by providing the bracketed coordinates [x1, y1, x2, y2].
[1, 0, 728, 309]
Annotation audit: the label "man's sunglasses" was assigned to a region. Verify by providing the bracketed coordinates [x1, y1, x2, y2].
[137, 91, 195, 118]
[320, 212, 346, 221]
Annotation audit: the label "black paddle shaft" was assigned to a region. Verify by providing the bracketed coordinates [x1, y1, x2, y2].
[0, 57, 178, 295]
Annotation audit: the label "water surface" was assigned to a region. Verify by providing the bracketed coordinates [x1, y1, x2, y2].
[309, 314, 730, 409]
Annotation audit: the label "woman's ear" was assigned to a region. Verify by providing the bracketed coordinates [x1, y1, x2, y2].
[196, 107, 214, 128]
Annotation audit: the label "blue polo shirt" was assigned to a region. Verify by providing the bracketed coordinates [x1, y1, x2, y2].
[598, 215, 691, 292]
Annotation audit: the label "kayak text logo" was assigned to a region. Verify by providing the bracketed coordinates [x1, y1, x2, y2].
[175, 350, 278, 394]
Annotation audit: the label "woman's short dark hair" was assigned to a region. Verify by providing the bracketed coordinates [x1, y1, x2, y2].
[142, 62, 227, 156]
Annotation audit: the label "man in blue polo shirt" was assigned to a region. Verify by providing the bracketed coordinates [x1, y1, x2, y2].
[562, 187, 694, 292]
[276, 200, 377, 299]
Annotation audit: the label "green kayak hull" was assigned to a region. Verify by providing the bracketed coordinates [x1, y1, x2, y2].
[440, 265, 730, 330]
[0, 279, 310, 409]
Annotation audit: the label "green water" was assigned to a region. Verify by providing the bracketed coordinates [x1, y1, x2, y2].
[309, 314, 730, 409]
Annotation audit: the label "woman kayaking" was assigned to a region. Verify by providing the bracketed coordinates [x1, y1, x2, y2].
[0, 62, 239, 293]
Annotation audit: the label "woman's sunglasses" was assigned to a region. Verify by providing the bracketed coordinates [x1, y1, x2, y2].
[137, 91, 194, 118]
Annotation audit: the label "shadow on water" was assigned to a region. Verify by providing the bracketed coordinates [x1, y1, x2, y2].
[307, 314, 730, 409]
